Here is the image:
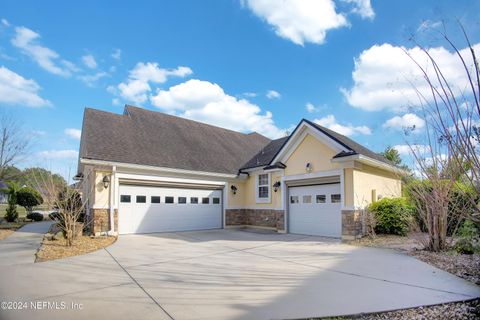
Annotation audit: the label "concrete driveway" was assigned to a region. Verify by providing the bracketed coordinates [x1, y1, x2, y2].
[1, 224, 479, 320]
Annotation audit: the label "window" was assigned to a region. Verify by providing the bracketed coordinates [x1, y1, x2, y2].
[136, 195, 146, 203]
[120, 195, 131, 203]
[331, 194, 341, 203]
[202, 197, 210, 204]
[316, 195, 326, 203]
[290, 196, 299, 204]
[190, 197, 198, 204]
[165, 196, 174, 204]
[303, 195, 312, 203]
[213, 197, 220, 204]
[178, 197, 187, 204]
[151, 196, 161, 203]
[257, 173, 270, 201]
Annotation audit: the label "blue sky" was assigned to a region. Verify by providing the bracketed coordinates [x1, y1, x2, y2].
[0, 0, 479, 179]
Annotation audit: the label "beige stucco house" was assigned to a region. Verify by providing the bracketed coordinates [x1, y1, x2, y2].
[77, 105, 402, 240]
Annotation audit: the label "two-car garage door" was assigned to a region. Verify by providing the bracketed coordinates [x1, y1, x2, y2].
[289, 183, 342, 238]
[118, 185, 222, 234]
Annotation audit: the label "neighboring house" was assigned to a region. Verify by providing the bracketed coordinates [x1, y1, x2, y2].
[0, 181, 8, 204]
[78, 105, 403, 239]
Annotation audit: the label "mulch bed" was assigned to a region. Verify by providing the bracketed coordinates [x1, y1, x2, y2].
[0, 221, 27, 240]
[36, 235, 117, 262]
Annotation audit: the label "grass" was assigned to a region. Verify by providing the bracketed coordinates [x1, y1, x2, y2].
[0, 204, 51, 219]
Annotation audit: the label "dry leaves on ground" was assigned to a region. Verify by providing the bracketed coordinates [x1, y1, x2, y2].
[36, 235, 117, 262]
[0, 229, 14, 240]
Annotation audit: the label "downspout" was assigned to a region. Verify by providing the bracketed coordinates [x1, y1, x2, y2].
[109, 165, 117, 235]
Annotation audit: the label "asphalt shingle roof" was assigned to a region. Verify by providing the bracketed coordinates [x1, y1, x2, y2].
[80, 105, 271, 174]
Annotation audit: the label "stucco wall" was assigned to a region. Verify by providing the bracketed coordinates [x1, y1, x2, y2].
[352, 164, 401, 208]
[284, 134, 340, 176]
[93, 170, 111, 209]
[241, 171, 283, 208]
[227, 181, 246, 207]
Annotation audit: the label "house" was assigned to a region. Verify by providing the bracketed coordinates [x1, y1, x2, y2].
[77, 105, 403, 239]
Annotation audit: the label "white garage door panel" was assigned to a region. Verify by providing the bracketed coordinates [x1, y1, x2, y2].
[118, 185, 222, 234]
[289, 183, 341, 238]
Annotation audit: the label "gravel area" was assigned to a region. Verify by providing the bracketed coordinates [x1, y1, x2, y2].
[36, 235, 117, 262]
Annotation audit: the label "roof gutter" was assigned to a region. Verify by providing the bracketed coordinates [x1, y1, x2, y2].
[80, 158, 238, 179]
[331, 154, 409, 175]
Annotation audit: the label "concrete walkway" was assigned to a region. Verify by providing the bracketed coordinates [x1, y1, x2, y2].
[0, 228, 479, 320]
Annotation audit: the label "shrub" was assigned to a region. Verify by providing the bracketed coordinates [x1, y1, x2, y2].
[26, 212, 44, 222]
[17, 187, 43, 213]
[4, 202, 18, 222]
[368, 197, 414, 236]
[454, 220, 480, 254]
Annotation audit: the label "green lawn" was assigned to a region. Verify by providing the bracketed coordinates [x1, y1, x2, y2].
[0, 204, 51, 219]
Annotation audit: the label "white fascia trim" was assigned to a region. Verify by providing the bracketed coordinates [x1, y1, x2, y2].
[80, 158, 237, 179]
[242, 166, 284, 174]
[271, 122, 349, 165]
[331, 154, 407, 175]
[282, 169, 343, 182]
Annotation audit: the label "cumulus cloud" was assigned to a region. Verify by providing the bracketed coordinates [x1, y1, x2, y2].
[342, 43, 480, 112]
[306, 102, 325, 113]
[11, 26, 77, 77]
[81, 54, 97, 69]
[393, 144, 429, 156]
[1, 19, 10, 27]
[37, 149, 79, 159]
[64, 128, 81, 139]
[382, 113, 425, 133]
[266, 90, 281, 99]
[313, 114, 371, 136]
[342, 0, 374, 19]
[151, 79, 285, 138]
[77, 71, 108, 87]
[116, 62, 192, 104]
[0, 66, 51, 107]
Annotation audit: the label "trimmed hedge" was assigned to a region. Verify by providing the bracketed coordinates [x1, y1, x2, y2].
[26, 212, 44, 222]
[368, 197, 414, 236]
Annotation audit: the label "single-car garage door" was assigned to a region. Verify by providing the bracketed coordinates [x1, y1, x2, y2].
[118, 184, 222, 234]
[288, 183, 341, 237]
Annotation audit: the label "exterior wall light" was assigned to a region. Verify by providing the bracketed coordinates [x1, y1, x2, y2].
[230, 185, 237, 195]
[273, 181, 281, 192]
[306, 162, 312, 173]
[102, 175, 111, 189]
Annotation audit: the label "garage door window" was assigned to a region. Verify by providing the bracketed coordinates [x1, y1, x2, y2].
[303, 195, 312, 203]
[316, 195, 326, 203]
[213, 197, 220, 204]
[190, 197, 198, 204]
[202, 197, 210, 204]
[331, 194, 341, 203]
[136, 196, 146, 203]
[165, 196, 174, 204]
[151, 196, 161, 203]
[290, 196, 299, 204]
[120, 195, 131, 203]
[178, 197, 187, 204]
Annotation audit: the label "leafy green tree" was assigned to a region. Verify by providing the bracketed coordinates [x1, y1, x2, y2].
[382, 146, 402, 166]
[3, 182, 20, 222]
[21, 167, 66, 189]
[16, 187, 43, 213]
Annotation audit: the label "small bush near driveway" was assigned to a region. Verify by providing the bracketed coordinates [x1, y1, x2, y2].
[368, 198, 414, 236]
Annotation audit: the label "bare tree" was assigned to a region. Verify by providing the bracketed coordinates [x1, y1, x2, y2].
[404, 23, 479, 251]
[32, 170, 93, 246]
[0, 112, 30, 180]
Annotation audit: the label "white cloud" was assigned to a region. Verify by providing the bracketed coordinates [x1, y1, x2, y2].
[1, 19, 10, 27]
[314, 114, 371, 136]
[111, 48, 121, 60]
[417, 20, 441, 32]
[112, 98, 121, 106]
[0, 66, 51, 107]
[382, 113, 425, 133]
[393, 144, 429, 156]
[11, 26, 77, 77]
[116, 62, 193, 104]
[266, 90, 281, 99]
[241, 0, 348, 45]
[242, 92, 257, 97]
[342, 42, 480, 112]
[151, 79, 285, 138]
[77, 71, 108, 87]
[342, 0, 374, 19]
[81, 54, 97, 69]
[64, 128, 81, 139]
[37, 149, 78, 159]
[306, 102, 321, 113]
